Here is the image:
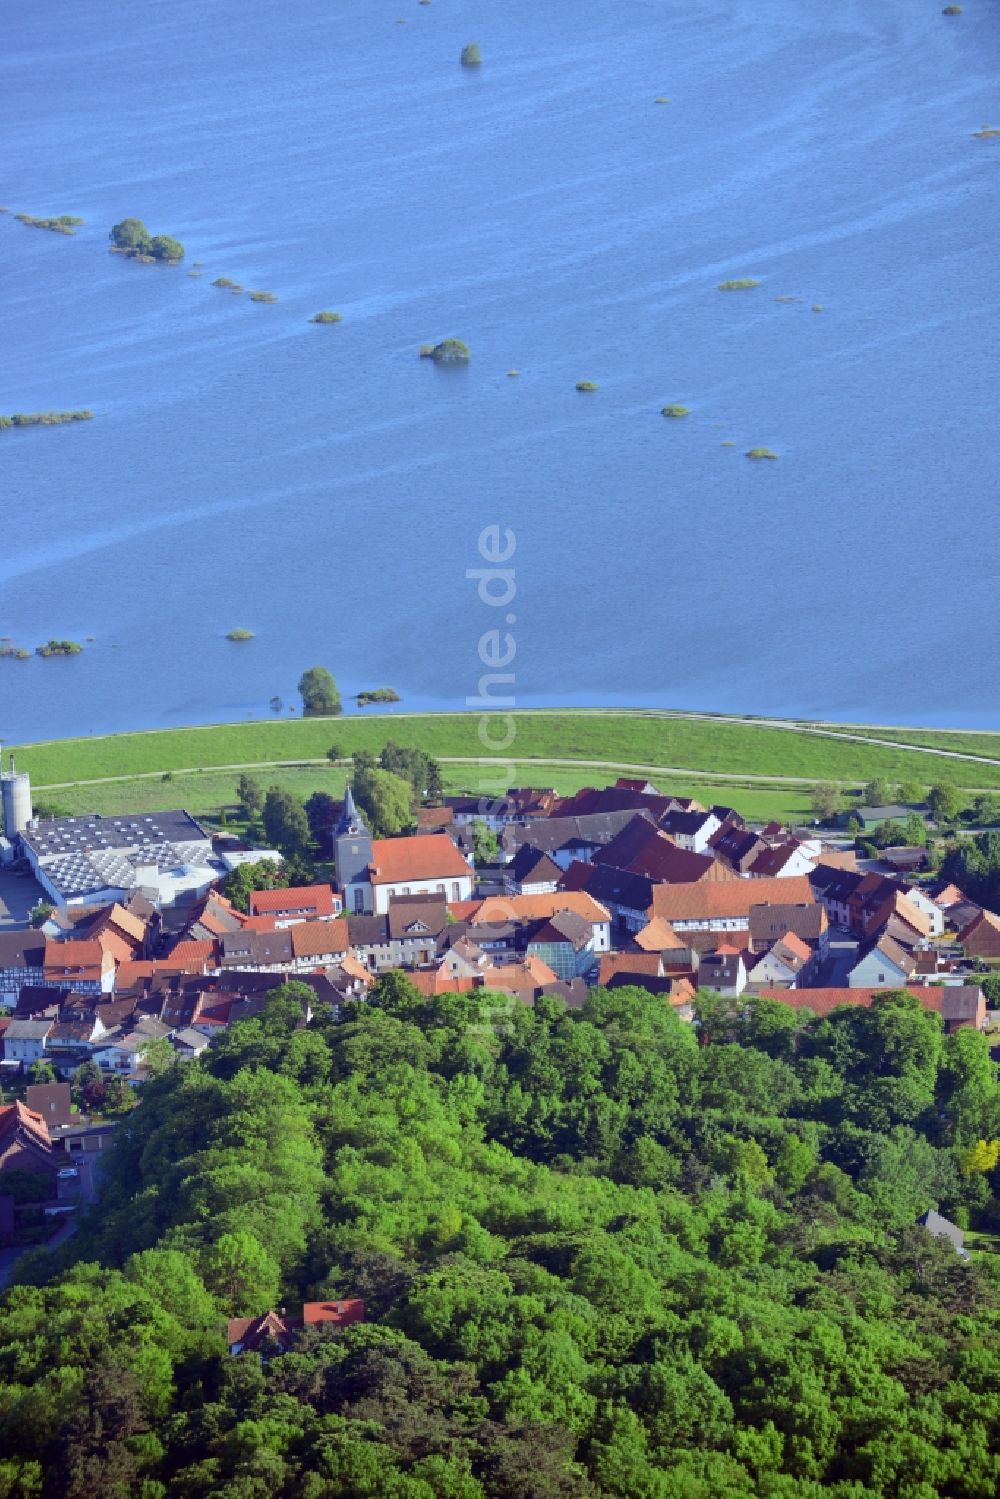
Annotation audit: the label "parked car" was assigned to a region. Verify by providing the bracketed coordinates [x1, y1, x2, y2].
[56, 1166, 79, 1180]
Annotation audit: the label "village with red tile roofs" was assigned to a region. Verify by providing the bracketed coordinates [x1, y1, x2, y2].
[1, 748, 998, 1294]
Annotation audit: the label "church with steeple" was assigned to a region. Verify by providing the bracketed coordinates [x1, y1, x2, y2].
[332, 784, 474, 916]
[333, 786, 374, 913]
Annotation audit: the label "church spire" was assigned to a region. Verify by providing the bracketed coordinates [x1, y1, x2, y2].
[336, 784, 369, 837]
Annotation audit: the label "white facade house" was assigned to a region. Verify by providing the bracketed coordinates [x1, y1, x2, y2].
[748, 844, 816, 880]
[847, 937, 913, 989]
[372, 870, 473, 915]
[3, 1019, 54, 1065]
[899, 886, 945, 937]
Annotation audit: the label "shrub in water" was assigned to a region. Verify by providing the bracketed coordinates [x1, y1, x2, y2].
[36, 639, 83, 657]
[1, 410, 92, 430]
[110, 218, 184, 262]
[15, 214, 83, 235]
[427, 338, 470, 364]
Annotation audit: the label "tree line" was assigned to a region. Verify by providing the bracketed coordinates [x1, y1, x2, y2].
[1, 979, 998, 1496]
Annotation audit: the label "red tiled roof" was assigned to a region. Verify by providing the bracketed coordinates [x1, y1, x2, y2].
[651, 875, 815, 922]
[103, 903, 148, 943]
[290, 919, 349, 959]
[463, 892, 611, 926]
[166, 940, 217, 968]
[250, 884, 337, 916]
[339, 954, 376, 986]
[814, 850, 858, 872]
[868, 891, 931, 938]
[483, 956, 559, 991]
[43, 939, 107, 973]
[408, 971, 478, 996]
[598, 952, 662, 985]
[195, 893, 248, 936]
[775, 931, 812, 963]
[633, 916, 683, 952]
[368, 834, 470, 885]
[418, 806, 455, 831]
[242, 913, 280, 932]
[959, 909, 1000, 956]
[302, 1298, 365, 1327]
[756, 986, 948, 1017]
[0, 1100, 52, 1151]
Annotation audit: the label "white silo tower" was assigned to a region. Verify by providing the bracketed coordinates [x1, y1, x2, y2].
[0, 752, 33, 839]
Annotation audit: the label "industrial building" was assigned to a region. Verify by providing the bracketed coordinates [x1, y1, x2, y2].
[19, 807, 218, 907]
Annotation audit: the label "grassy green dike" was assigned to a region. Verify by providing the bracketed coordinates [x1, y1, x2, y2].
[30, 763, 816, 826]
[8, 707, 1000, 824]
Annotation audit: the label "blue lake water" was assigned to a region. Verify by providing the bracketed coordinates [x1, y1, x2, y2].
[2, 0, 998, 744]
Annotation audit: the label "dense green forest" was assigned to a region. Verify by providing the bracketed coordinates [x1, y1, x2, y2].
[2, 980, 999, 1497]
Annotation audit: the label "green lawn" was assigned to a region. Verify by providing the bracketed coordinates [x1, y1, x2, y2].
[964, 1229, 1000, 1259]
[13, 709, 1000, 792]
[34, 760, 815, 827]
[838, 725, 1000, 760]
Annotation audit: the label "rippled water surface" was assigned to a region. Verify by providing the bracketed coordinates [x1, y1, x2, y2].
[2, 0, 997, 742]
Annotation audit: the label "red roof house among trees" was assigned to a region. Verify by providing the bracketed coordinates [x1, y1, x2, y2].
[227, 1299, 365, 1354]
[0, 1101, 58, 1183]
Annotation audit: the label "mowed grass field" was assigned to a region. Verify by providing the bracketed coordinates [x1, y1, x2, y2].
[34, 761, 816, 827]
[833, 725, 1000, 758]
[12, 709, 1000, 792]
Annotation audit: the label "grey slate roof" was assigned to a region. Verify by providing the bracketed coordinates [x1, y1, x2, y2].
[916, 1209, 967, 1254]
[5, 1019, 55, 1040]
[503, 810, 652, 860]
[173, 1026, 209, 1051]
[219, 929, 293, 966]
[507, 846, 563, 884]
[0, 933, 46, 969]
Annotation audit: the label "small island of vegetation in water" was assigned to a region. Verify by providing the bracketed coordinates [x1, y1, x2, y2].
[109, 217, 185, 263]
[14, 213, 84, 235]
[249, 290, 277, 303]
[356, 687, 401, 706]
[211, 276, 244, 291]
[36, 639, 84, 658]
[576, 380, 599, 392]
[746, 446, 779, 460]
[718, 278, 760, 290]
[226, 628, 255, 642]
[460, 42, 482, 66]
[310, 310, 342, 323]
[972, 123, 1000, 138]
[420, 338, 471, 364]
[0, 641, 31, 661]
[661, 404, 690, 418]
[0, 410, 93, 430]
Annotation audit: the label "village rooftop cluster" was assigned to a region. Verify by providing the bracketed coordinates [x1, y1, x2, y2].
[1, 761, 998, 1255]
